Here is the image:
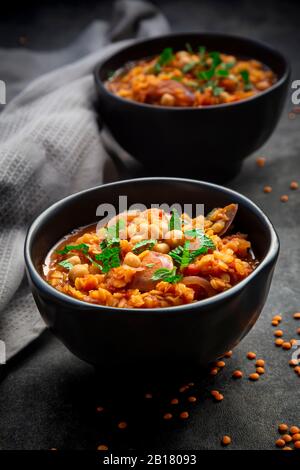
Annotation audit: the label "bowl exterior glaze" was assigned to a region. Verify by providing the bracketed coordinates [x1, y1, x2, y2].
[94, 33, 290, 182]
[25, 178, 279, 368]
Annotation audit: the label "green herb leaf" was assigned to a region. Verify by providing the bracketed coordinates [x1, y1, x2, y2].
[185, 42, 193, 53]
[216, 68, 229, 77]
[198, 45, 206, 56]
[153, 47, 174, 74]
[146, 263, 155, 268]
[185, 228, 215, 250]
[169, 245, 184, 264]
[95, 246, 121, 273]
[210, 51, 222, 68]
[169, 209, 182, 231]
[182, 61, 198, 73]
[58, 260, 74, 270]
[224, 61, 236, 69]
[56, 243, 89, 255]
[212, 86, 224, 96]
[171, 76, 183, 82]
[151, 267, 183, 284]
[240, 69, 253, 91]
[180, 240, 191, 269]
[132, 239, 156, 254]
[197, 68, 215, 81]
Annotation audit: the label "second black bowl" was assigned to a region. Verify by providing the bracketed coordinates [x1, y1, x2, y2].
[94, 33, 290, 182]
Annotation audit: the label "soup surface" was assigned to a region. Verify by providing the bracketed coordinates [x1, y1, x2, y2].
[106, 45, 276, 107]
[44, 204, 258, 308]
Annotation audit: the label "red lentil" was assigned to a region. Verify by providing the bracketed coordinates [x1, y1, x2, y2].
[294, 441, 300, 449]
[293, 313, 300, 319]
[97, 445, 108, 451]
[278, 423, 289, 433]
[221, 435, 232, 446]
[290, 426, 300, 435]
[145, 393, 153, 399]
[170, 398, 179, 405]
[210, 367, 219, 376]
[272, 320, 279, 326]
[290, 181, 299, 190]
[273, 315, 282, 322]
[117, 421, 128, 430]
[163, 413, 173, 420]
[188, 396, 197, 403]
[180, 411, 189, 420]
[292, 433, 300, 442]
[282, 342, 292, 350]
[275, 439, 286, 448]
[275, 338, 284, 346]
[289, 359, 299, 367]
[216, 361, 226, 368]
[232, 370, 243, 379]
[247, 352, 256, 360]
[274, 330, 283, 337]
[256, 359, 265, 367]
[280, 195, 289, 203]
[256, 367, 265, 375]
[263, 185, 272, 193]
[256, 157, 266, 167]
[282, 434, 293, 443]
[179, 385, 189, 393]
[96, 406, 104, 413]
[249, 373, 260, 381]
[297, 328, 300, 335]
[282, 446, 293, 450]
[224, 350, 233, 358]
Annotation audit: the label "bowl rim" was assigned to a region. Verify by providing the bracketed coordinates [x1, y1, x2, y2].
[94, 31, 290, 111]
[24, 177, 280, 315]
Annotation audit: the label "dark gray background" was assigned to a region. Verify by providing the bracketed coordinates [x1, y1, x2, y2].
[0, 0, 299, 451]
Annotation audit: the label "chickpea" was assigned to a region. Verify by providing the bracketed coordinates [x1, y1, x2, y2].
[153, 242, 170, 254]
[160, 93, 175, 106]
[139, 222, 150, 235]
[66, 255, 81, 265]
[124, 252, 141, 268]
[68, 264, 89, 283]
[130, 235, 144, 244]
[165, 229, 184, 248]
[256, 80, 270, 91]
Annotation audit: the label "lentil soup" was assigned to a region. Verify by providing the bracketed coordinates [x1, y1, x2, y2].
[106, 44, 277, 107]
[44, 204, 258, 308]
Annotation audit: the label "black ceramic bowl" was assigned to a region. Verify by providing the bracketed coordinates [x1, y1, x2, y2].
[25, 178, 279, 370]
[94, 33, 290, 182]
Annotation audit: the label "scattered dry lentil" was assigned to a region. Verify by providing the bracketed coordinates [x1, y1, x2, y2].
[278, 423, 289, 433]
[179, 385, 189, 393]
[214, 393, 224, 402]
[210, 367, 219, 376]
[256, 359, 265, 367]
[263, 185, 272, 193]
[163, 413, 173, 421]
[188, 396, 197, 403]
[282, 342, 292, 350]
[273, 315, 282, 322]
[282, 446, 293, 451]
[275, 338, 284, 346]
[292, 433, 300, 442]
[297, 328, 300, 335]
[249, 373, 260, 381]
[294, 441, 300, 449]
[221, 435, 232, 446]
[216, 361, 226, 368]
[256, 367, 265, 375]
[276, 439, 286, 448]
[170, 398, 179, 405]
[224, 350, 233, 358]
[145, 393, 153, 399]
[117, 421, 128, 430]
[97, 445, 108, 451]
[247, 352, 256, 360]
[280, 195, 289, 203]
[256, 157, 266, 167]
[274, 330, 283, 337]
[282, 434, 293, 443]
[290, 181, 299, 190]
[289, 359, 299, 367]
[293, 313, 300, 320]
[290, 426, 300, 435]
[272, 320, 279, 326]
[290, 338, 297, 346]
[232, 370, 243, 379]
[96, 406, 104, 413]
[180, 411, 189, 420]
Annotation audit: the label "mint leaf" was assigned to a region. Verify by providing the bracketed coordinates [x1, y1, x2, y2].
[58, 260, 74, 270]
[151, 267, 183, 284]
[56, 243, 89, 255]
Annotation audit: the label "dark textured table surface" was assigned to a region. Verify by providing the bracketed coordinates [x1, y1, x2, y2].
[0, 0, 300, 451]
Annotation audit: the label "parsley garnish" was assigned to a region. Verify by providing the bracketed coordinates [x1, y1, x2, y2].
[216, 68, 229, 77]
[58, 260, 74, 270]
[240, 69, 253, 91]
[132, 239, 156, 254]
[197, 68, 215, 81]
[199, 45, 206, 56]
[153, 47, 174, 74]
[151, 267, 183, 284]
[96, 220, 125, 273]
[182, 61, 198, 74]
[169, 208, 182, 231]
[212, 86, 224, 96]
[185, 42, 193, 54]
[169, 229, 215, 268]
[56, 243, 89, 255]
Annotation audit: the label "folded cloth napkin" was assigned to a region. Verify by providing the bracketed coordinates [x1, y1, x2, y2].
[0, 0, 169, 361]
